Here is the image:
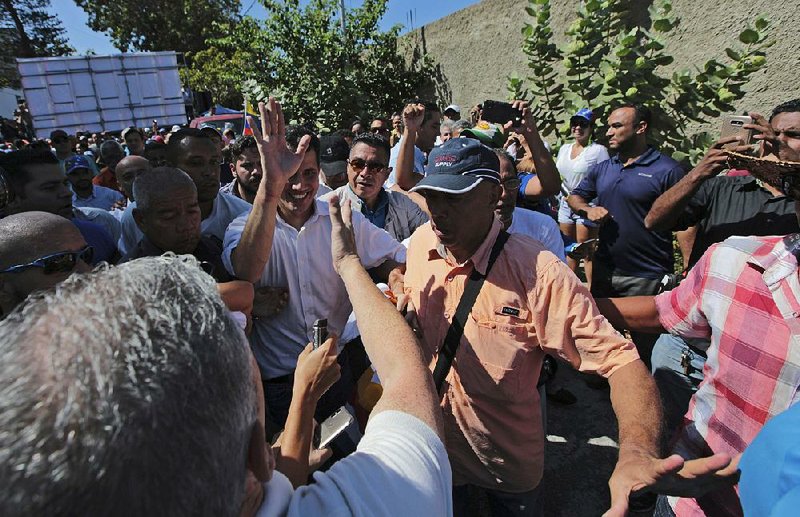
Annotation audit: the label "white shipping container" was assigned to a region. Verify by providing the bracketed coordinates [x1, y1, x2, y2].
[17, 52, 187, 138]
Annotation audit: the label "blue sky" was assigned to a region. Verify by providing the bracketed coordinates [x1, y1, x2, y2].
[50, 0, 481, 54]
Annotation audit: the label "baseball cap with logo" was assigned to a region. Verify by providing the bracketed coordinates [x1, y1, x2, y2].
[65, 155, 92, 175]
[319, 135, 350, 177]
[410, 138, 500, 195]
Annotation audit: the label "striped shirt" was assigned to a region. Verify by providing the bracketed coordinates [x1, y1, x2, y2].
[655, 234, 800, 516]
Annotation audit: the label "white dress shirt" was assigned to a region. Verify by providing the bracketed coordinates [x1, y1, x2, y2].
[222, 198, 406, 379]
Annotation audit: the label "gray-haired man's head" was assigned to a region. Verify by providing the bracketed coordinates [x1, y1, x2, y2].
[0, 255, 260, 515]
[132, 167, 201, 254]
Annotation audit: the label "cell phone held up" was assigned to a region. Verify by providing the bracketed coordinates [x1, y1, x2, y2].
[482, 100, 524, 127]
[720, 115, 754, 149]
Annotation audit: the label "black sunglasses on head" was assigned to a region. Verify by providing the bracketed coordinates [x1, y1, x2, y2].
[0, 246, 93, 275]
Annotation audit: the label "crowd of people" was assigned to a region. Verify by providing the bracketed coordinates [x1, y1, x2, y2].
[0, 88, 798, 517]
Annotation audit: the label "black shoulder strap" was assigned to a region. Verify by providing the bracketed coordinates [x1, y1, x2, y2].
[432, 230, 510, 395]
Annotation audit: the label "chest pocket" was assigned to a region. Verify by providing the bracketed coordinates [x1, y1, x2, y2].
[455, 303, 534, 401]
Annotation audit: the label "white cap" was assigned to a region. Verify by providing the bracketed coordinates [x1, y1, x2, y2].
[170, 125, 181, 132]
[444, 104, 461, 114]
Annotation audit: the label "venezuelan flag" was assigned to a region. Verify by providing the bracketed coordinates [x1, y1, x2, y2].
[243, 98, 257, 136]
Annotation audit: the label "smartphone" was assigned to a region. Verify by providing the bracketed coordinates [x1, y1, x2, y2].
[482, 100, 523, 127]
[720, 115, 753, 149]
[318, 406, 355, 449]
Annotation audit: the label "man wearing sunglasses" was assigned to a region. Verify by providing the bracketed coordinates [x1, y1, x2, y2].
[323, 132, 428, 242]
[369, 118, 391, 138]
[0, 211, 91, 318]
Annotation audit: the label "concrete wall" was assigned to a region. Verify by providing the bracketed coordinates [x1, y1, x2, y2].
[404, 0, 799, 138]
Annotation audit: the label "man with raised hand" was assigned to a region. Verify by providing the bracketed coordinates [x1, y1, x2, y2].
[223, 99, 406, 430]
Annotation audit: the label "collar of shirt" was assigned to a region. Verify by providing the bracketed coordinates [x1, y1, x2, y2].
[610, 146, 660, 168]
[428, 218, 502, 275]
[72, 185, 98, 201]
[276, 197, 326, 230]
[353, 186, 389, 216]
[748, 233, 800, 287]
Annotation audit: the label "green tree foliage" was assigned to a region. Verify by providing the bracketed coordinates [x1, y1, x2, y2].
[510, 0, 774, 164]
[1, 0, 73, 87]
[73, 0, 240, 54]
[184, 0, 431, 129]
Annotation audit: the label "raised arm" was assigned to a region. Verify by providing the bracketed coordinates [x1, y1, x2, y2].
[230, 99, 310, 282]
[393, 103, 425, 191]
[329, 196, 443, 439]
[644, 137, 746, 231]
[508, 100, 561, 197]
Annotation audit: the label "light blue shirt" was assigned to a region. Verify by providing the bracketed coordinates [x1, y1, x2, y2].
[386, 137, 426, 189]
[72, 185, 125, 211]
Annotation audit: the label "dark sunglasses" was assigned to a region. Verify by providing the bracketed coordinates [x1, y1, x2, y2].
[0, 246, 93, 275]
[347, 158, 388, 174]
[570, 119, 590, 128]
[370, 127, 389, 134]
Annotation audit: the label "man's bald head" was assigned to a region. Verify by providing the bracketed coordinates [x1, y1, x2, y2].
[0, 212, 89, 316]
[0, 212, 84, 268]
[115, 155, 152, 201]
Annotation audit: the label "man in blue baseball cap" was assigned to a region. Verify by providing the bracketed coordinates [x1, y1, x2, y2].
[403, 110, 719, 514]
[66, 154, 124, 211]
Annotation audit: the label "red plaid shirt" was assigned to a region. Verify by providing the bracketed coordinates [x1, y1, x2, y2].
[655, 235, 800, 516]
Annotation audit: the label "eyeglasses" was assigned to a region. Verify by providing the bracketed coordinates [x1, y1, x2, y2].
[0, 246, 93, 275]
[570, 119, 590, 128]
[370, 127, 389, 134]
[347, 158, 388, 174]
[501, 178, 521, 191]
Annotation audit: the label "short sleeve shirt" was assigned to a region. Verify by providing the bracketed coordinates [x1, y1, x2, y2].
[674, 175, 799, 268]
[572, 147, 685, 278]
[655, 235, 800, 515]
[254, 411, 452, 517]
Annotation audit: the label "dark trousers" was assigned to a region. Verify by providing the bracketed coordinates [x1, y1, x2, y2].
[591, 264, 662, 368]
[262, 337, 369, 433]
[453, 483, 543, 517]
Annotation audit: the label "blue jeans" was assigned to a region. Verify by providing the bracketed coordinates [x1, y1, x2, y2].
[651, 334, 707, 437]
[453, 483, 543, 517]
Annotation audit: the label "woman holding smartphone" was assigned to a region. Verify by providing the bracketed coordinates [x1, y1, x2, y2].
[556, 108, 609, 287]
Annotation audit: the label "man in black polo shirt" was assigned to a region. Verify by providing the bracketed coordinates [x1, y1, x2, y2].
[568, 104, 686, 366]
[639, 99, 800, 432]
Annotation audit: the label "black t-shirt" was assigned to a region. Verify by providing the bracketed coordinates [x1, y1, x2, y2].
[675, 175, 799, 268]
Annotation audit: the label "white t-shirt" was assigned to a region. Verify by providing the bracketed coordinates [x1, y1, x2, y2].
[222, 198, 406, 379]
[386, 137, 426, 189]
[117, 191, 251, 254]
[556, 142, 610, 194]
[256, 410, 452, 517]
[508, 207, 566, 262]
